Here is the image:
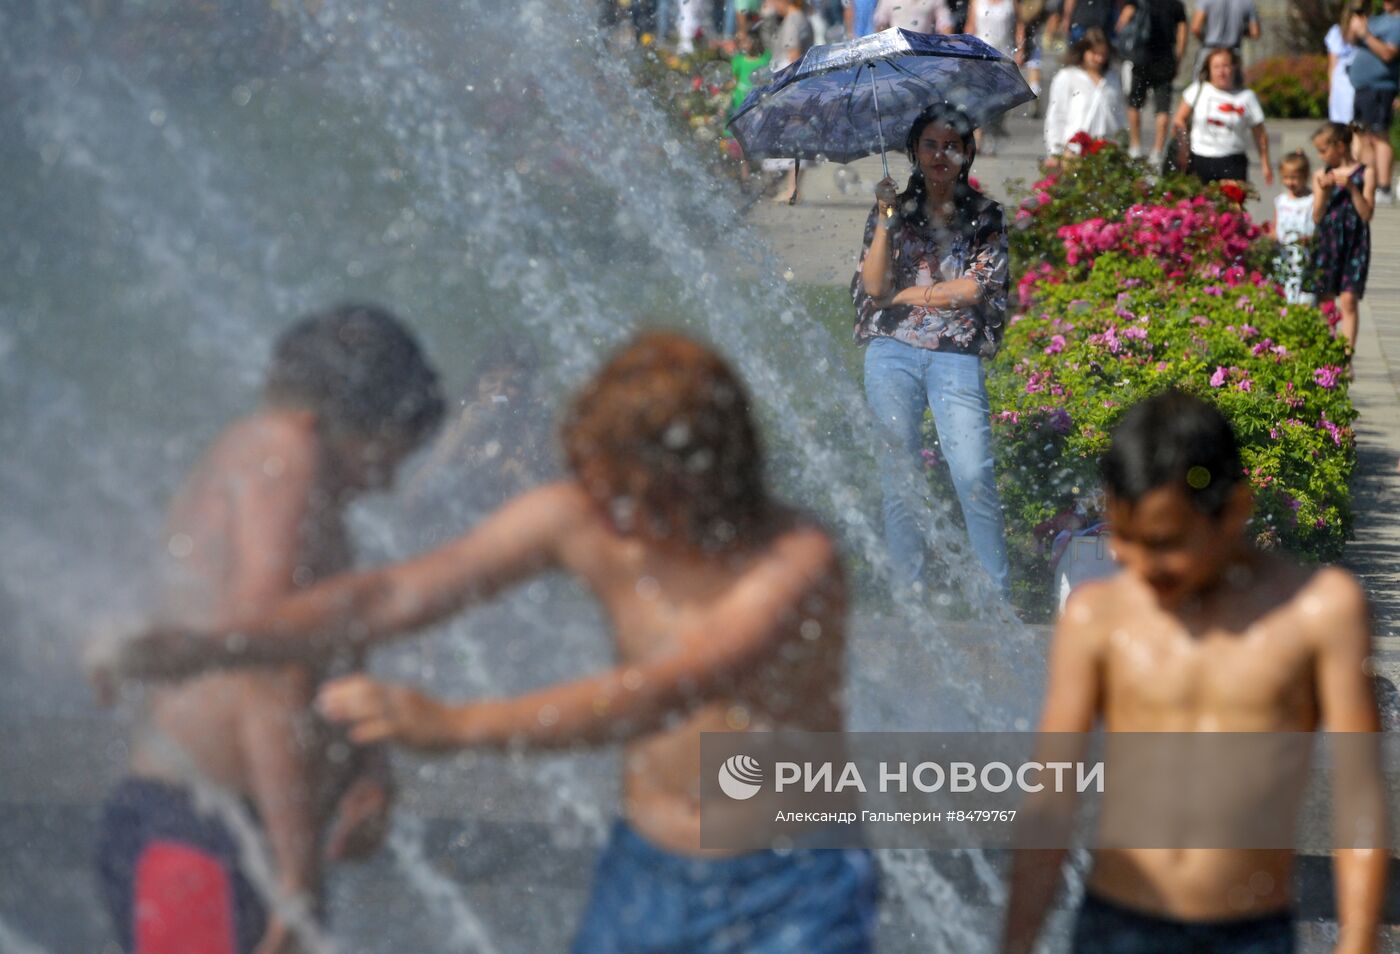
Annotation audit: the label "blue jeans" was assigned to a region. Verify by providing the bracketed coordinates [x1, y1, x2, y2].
[571, 820, 879, 953]
[852, 0, 878, 36]
[864, 336, 1010, 594]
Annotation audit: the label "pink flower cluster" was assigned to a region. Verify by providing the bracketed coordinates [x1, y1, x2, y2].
[1319, 413, 1349, 446]
[1209, 365, 1253, 391]
[1057, 196, 1261, 274]
[1313, 365, 1344, 389]
[1017, 263, 1059, 306]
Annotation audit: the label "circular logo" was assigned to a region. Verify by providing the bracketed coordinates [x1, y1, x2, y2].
[717, 755, 764, 800]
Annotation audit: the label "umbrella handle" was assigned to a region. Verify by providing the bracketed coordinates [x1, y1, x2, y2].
[868, 63, 890, 181]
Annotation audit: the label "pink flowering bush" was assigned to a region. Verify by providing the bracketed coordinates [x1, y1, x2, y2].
[976, 252, 1355, 616]
[1057, 196, 1264, 276]
[1011, 141, 1280, 286]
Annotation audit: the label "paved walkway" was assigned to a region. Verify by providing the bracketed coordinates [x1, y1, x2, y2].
[744, 115, 1400, 648]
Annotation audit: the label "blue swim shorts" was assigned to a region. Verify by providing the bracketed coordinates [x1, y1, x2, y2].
[571, 819, 879, 953]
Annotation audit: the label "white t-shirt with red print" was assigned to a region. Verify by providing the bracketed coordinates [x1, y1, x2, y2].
[1183, 83, 1266, 158]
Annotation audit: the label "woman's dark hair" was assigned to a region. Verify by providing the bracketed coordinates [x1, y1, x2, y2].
[898, 103, 980, 229]
[265, 303, 445, 448]
[1199, 46, 1239, 84]
[1099, 389, 1243, 518]
[738, 24, 766, 54]
[1064, 27, 1111, 68]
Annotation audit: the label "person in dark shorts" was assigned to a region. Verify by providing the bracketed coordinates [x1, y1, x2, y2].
[92, 304, 444, 954]
[1346, 0, 1400, 204]
[999, 390, 1386, 954]
[1118, 0, 1187, 164]
[1072, 893, 1294, 953]
[98, 780, 269, 954]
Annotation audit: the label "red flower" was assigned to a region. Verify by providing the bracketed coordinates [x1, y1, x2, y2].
[690, 75, 704, 91]
[1067, 131, 1093, 149]
[1086, 138, 1109, 155]
[1221, 183, 1246, 204]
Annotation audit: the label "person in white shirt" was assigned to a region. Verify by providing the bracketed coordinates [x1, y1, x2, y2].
[1172, 46, 1273, 185]
[676, 0, 711, 52]
[1326, 5, 1363, 125]
[1043, 29, 1127, 160]
[873, 0, 954, 34]
[967, 0, 1021, 56]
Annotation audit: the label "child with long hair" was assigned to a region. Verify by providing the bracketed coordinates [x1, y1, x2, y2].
[1311, 121, 1375, 357]
[1042, 28, 1126, 161]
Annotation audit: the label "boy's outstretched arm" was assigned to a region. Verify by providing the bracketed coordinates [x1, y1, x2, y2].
[112, 483, 585, 679]
[1001, 586, 1104, 954]
[317, 527, 841, 750]
[1312, 569, 1386, 954]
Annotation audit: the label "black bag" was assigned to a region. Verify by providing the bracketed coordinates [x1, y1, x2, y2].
[1114, 0, 1153, 64]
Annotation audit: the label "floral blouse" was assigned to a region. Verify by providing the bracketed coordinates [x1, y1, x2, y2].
[851, 191, 1009, 358]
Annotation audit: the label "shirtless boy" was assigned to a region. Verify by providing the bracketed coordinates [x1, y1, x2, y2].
[1001, 389, 1386, 954]
[108, 331, 880, 952]
[96, 304, 444, 954]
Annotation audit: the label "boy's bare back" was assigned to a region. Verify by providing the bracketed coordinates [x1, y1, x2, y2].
[131, 409, 355, 849]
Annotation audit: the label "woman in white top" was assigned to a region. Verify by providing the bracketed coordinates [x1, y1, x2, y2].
[1042, 29, 1127, 160]
[872, 0, 954, 34]
[1172, 46, 1273, 185]
[966, 0, 1021, 57]
[1325, 5, 1360, 124]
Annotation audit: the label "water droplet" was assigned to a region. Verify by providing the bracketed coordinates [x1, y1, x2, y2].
[231, 85, 252, 107]
[167, 533, 193, 559]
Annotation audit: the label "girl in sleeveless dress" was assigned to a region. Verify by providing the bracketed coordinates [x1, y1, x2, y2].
[1311, 122, 1376, 359]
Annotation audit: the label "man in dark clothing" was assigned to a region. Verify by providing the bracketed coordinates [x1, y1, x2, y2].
[1120, 0, 1187, 164]
[1061, 0, 1117, 42]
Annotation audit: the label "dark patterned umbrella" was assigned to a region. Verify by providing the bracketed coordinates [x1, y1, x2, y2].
[727, 29, 1034, 176]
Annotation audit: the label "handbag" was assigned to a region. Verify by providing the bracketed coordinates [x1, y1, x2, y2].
[1162, 79, 1206, 175]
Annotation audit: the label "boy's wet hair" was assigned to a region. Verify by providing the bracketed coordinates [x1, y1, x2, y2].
[562, 331, 770, 552]
[265, 303, 445, 446]
[1099, 389, 1242, 517]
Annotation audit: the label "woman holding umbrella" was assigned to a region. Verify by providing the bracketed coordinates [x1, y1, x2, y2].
[854, 103, 1012, 598]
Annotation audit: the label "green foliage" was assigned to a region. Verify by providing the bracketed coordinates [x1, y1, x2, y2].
[1246, 55, 1330, 119]
[980, 254, 1355, 616]
[629, 44, 741, 173]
